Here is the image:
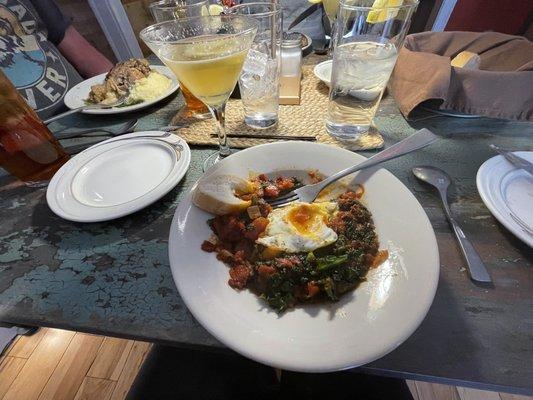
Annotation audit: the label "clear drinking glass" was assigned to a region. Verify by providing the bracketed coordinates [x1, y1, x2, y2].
[149, 0, 209, 21]
[326, 0, 418, 140]
[149, 0, 212, 120]
[140, 15, 258, 170]
[225, 2, 281, 129]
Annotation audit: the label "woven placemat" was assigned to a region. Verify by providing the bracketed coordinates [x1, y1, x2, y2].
[172, 66, 384, 150]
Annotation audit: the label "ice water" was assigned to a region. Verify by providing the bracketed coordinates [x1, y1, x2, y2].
[326, 41, 398, 139]
[239, 46, 279, 129]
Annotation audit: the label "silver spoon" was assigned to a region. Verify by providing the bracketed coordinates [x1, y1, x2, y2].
[413, 166, 492, 283]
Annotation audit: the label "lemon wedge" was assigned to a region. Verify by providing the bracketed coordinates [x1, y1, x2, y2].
[201, 4, 224, 16]
[208, 4, 224, 15]
[366, 0, 403, 23]
[308, 0, 323, 3]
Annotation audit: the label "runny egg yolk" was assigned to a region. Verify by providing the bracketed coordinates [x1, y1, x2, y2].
[256, 201, 338, 253]
[287, 204, 328, 236]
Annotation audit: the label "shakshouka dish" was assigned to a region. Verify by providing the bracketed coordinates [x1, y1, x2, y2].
[193, 173, 388, 313]
[87, 58, 171, 106]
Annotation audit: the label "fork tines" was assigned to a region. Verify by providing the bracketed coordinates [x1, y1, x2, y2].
[266, 192, 299, 207]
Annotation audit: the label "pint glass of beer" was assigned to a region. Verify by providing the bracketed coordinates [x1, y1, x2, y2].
[0, 69, 69, 185]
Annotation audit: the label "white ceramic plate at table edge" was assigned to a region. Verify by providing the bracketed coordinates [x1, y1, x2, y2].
[47, 131, 190, 223]
[168, 141, 440, 372]
[477, 152, 533, 247]
[64, 65, 179, 115]
[313, 60, 332, 87]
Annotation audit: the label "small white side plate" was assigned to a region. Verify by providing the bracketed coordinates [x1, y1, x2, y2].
[477, 152, 533, 247]
[47, 132, 190, 222]
[64, 65, 179, 115]
[313, 60, 332, 87]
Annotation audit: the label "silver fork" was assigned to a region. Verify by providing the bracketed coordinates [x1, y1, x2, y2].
[43, 93, 130, 125]
[267, 128, 439, 208]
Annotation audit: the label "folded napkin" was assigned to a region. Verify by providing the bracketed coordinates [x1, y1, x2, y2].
[390, 31, 533, 121]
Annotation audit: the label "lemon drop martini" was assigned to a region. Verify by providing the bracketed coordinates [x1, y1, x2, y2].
[162, 38, 249, 106]
[141, 15, 258, 170]
[323, 0, 340, 23]
[148, 0, 213, 121]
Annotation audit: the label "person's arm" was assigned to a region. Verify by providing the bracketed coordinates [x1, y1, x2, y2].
[29, 0, 114, 78]
[57, 26, 114, 78]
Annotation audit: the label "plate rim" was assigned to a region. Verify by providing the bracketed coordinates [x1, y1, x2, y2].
[313, 60, 332, 86]
[69, 139, 178, 208]
[47, 131, 190, 222]
[168, 140, 440, 372]
[63, 65, 179, 115]
[476, 152, 533, 247]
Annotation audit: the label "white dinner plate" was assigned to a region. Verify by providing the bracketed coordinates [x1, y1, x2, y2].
[313, 60, 332, 87]
[168, 141, 439, 372]
[64, 65, 179, 115]
[477, 152, 533, 247]
[47, 131, 190, 222]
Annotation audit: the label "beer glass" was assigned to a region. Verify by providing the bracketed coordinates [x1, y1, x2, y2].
[0, 70, 69, 185]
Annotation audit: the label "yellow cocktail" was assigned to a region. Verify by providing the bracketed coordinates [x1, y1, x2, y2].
[322, 0, 340, 22]
[141, 15, 258, 169]
[161, 37, 248, 106]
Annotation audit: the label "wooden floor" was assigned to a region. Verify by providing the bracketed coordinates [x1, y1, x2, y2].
[0, 328, 530, 400]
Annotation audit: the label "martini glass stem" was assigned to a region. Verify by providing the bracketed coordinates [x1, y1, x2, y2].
[209, 102, 231, 158]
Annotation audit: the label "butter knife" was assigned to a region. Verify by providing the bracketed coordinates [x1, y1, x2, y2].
[490, 144, 533, 176]
[288, 3, 320, 30]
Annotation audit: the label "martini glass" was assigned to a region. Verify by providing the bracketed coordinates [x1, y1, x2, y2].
[141, 15, 258, 170]
[149, 0, 212, 120]
[323, 0, 340, 24]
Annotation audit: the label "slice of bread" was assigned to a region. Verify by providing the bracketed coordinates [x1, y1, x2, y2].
[193, 174, 252, 215]
[451, 51, 481, 70]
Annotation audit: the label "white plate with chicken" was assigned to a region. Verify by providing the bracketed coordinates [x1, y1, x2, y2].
[64, 59, 179, 114]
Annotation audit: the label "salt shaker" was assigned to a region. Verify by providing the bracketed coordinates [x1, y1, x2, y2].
[279, 34, 302, 105]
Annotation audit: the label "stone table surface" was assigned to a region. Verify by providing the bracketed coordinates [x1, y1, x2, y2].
[1, 62, 532, 395]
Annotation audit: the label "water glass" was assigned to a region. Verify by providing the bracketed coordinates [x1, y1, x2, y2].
[326, 0, 418, 140]
[226, 2, 282, 129]
[149, 0, 209, 22]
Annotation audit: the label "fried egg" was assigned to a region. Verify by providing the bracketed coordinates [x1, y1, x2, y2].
[256, 202, 338, 253]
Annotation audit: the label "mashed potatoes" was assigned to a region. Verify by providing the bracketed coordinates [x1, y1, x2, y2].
[128, 71, 172, 103]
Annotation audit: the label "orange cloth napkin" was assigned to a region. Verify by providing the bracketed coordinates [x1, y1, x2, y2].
[390, 31, 533, 121]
